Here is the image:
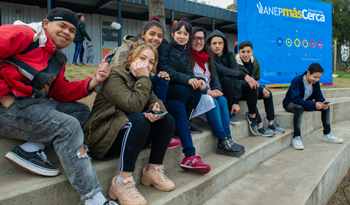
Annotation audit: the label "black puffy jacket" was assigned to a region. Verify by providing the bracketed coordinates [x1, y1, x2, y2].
[157, 39, 202, 85]
[207, 30, 246, 104]
[73, 21, 91, 43]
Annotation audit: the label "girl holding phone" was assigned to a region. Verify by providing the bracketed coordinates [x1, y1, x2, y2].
[84, 41, 175, 205]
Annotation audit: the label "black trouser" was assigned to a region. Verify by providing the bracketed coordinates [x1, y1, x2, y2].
[239, 81, 259, 115]
[256, 87, 275, 124]
[220, 77, 237, 112]
[166, 83, 202, 119]
[220, 78, 258, 115]
[105, 112, 175, 172]
[284, 102, 330, 137]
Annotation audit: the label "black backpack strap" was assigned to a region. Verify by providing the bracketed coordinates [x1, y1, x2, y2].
[19, 39, 40, 55]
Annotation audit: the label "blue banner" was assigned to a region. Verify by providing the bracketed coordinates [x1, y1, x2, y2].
[237, 0, 333, 86]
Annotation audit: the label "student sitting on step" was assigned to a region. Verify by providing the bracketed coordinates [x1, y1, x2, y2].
[283, 63, 343, 150]
[0, 7, 117, 205]
[206, 30, 260, 136]
[157, 18, 204, 134]
[83, 41, 176, 205]
[188, 27, 244, 157]
[236, 41, 285, 136]
[106, 17, 211, 174]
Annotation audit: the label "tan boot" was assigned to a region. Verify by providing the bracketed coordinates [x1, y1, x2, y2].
[109, 176, 147, 205]
[140, 165, 175, 192]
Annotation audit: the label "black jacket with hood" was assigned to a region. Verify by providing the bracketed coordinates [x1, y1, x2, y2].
[207, 30, 247, 104]
[73, 21, 91, 43]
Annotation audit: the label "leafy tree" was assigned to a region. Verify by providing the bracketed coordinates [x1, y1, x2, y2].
[227, 0, 237, 11]
[321, 0, 350, 70]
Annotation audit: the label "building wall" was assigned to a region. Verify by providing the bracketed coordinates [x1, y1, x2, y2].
[0, 1, 237, 64]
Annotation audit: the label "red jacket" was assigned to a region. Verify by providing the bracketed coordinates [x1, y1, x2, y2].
[0, 25, 92, 108]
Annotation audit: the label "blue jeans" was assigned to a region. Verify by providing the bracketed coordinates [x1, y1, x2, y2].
[284, 102, 331, 137]
[206, 96, 231, 139]
[151, 75, 196, 157]
[165, 100, 196, 157]
[150, 75, 168, 103]
[73, 42, 85, 63]
[0, 99, 101, 200]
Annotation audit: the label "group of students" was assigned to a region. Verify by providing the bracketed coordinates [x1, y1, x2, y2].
[0, 7, 343, 205]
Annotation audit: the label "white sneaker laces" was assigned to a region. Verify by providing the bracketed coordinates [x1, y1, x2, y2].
[36, 150, 52, 165]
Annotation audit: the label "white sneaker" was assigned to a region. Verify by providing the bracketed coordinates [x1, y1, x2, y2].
[322, 133, 343, 144]
[292, 136, 304, 150]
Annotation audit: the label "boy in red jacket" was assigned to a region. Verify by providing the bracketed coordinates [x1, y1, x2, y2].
[0, 7, 116, 205]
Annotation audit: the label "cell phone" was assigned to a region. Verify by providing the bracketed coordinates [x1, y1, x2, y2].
[144, 110, 168, 117]
[323, 101, 330, 104]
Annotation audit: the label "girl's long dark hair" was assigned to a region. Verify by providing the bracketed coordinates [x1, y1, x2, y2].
[188, 27, 215, 76]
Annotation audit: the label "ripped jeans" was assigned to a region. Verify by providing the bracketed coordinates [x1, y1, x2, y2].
[0, 98, 101, 200]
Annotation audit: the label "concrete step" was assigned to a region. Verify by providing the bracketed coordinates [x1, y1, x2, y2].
[1, 89, 350, 204]
[275, 97, 350, 137]
[1, 88, 349, 174]
[137, 129, 293, 205]
[204, 121, 350, 205]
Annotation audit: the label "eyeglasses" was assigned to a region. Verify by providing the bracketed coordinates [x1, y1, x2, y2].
[192, 36, 205, 43]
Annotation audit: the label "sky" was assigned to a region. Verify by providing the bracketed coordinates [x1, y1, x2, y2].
[194, 0, 235, 9]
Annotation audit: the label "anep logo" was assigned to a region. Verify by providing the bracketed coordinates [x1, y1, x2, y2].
[257, 2, 325, 22]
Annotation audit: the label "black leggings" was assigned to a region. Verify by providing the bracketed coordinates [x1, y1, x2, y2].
[105, 112, 175, 172]
[166, 83, 202, 119]
[256, 87, 275, 124]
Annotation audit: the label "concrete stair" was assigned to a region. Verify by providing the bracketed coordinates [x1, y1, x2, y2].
[204, 121, 350, 205]
[1, 88, 350, 204]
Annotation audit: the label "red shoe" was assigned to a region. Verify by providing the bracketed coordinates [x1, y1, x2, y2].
[180, 154, 211, 174]
[168, 138, 181, 149]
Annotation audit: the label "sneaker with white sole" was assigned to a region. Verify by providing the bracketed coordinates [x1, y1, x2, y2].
[5, 145, 59, 176]
[268, 121, 285, 133]
[292, 136, 304, 150]
[258, 124, 275, 137]
[245, 112, 258, 135]
[109, 176, 147, 205]
[322, 133, 343, 144]
[229, 114, 240, 125]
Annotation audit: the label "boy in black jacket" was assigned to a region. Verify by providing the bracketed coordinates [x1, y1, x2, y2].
[283, 63, 343, 150]
[206, 30, 260, 135]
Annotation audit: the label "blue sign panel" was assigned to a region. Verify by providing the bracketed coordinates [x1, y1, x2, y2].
[237, 0, 333, 86]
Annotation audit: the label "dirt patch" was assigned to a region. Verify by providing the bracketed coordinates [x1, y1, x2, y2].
[327, 170, 350, 205]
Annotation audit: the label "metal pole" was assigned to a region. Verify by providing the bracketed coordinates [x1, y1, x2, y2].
[47, 0, 51, 13]
[212, 18, 215, 31]
[171, 10, 174, 25]
[118, 0, 122, 46]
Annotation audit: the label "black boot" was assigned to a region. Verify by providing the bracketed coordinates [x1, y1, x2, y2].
[189, 119, 203, 133]
[226, 136, 245, 154]
[216, 138, 243, 157]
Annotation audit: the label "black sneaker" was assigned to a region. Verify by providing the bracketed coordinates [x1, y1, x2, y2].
[189, 119, 203, 133]
[216, 138, 243, 157]
[226, 136, 245, 154]
[5, 146, 59, 176]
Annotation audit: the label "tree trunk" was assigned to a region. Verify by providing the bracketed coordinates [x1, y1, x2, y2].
[336, 42, 343, 71]
[148, 0, 166, 32]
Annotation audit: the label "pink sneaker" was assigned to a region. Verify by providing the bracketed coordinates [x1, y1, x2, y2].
[180, 154, 211, 174]
[167, 138, 181, 149]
